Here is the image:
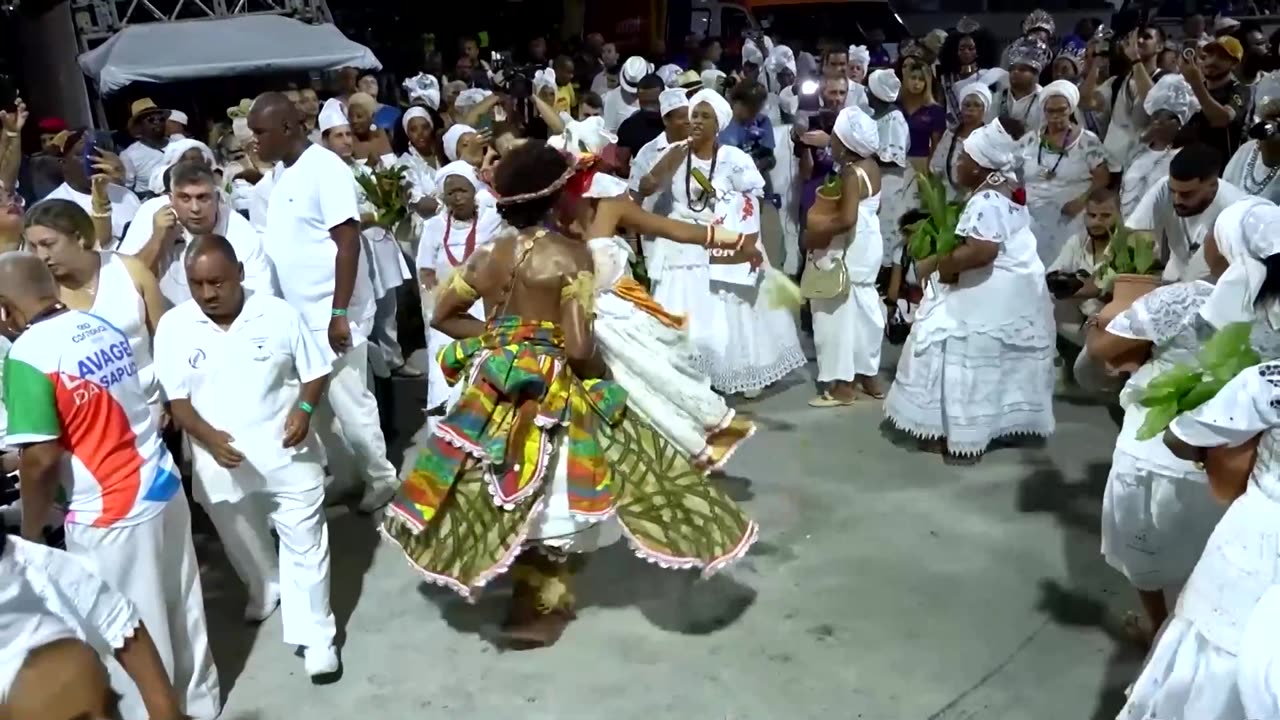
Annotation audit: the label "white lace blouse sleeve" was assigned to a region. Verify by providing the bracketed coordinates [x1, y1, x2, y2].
[718, 146, 766, 196]
[955, 190, 1014, 245]
[1082, 131, 1107, 169]
[1105, 281, 1212, 343]
[1170, 361, 1280, 448]
[13, 538, 142, 653]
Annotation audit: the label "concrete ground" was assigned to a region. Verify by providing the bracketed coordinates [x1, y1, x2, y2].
[201, 345, 1144, 720]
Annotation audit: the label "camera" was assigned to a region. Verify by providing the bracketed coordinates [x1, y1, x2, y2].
[1045, 270, 1088, 299]
[490, 51, 537, 100]
[797, 78, 821, 113]
[1250, 120, 1280, 141]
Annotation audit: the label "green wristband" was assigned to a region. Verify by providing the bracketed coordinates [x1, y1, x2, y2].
[298, 401, 314, 414]
[331, 308, 347, 317]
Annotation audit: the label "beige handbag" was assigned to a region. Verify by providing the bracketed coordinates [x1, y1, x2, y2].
[800, 248, 849, 300]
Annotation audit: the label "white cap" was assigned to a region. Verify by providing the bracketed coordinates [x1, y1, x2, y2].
[659, 88, 689, 117]
[167, 110, 188, 126]
[620, 56, 652, 93]
[317, 98, 349, 133]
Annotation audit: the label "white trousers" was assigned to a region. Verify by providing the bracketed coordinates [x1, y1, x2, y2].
[368, 292, 404, 379]
[314, 341, 398, 490]
[63, 495, 221, 720]
[202, 475, 336, 649]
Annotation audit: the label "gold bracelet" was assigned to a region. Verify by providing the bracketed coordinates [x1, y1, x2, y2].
[90, 210, 111, 219]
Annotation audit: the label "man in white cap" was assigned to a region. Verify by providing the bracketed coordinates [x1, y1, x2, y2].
[630, 88, 691, 276]
[164, 111, 188, 143]
[246, 91, 400, 513]
[602, 56, 653, 134]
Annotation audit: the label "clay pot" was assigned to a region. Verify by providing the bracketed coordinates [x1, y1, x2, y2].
[1107, 273, 1161, 313]
[1205, 435, 1260, 504]
[805, 189, 841, 237]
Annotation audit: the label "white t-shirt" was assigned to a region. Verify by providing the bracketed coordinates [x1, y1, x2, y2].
[118, 196, 277, 307]
[153, 293, 331, 502]
[1126, 177, 1248, 282]
[262, 144, 375, 343]
[987, 81, 1043, 134]
[120, 141, 166, 196]
[42, 182, 141, 251]
[601, 87, 639, 134]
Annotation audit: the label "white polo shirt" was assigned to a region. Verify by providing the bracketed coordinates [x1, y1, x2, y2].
[120, 141, 166, 196]
[118, 196, 278, 307]
[262, 144, 375, 346]
[153, 292, 332, 501]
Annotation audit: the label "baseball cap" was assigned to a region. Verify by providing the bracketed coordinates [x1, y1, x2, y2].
[1207, 36, 1244, 62]
[619, 56, 652, 93]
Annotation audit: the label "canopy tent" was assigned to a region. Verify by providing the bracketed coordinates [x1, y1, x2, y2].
[78, 15, 381, 94]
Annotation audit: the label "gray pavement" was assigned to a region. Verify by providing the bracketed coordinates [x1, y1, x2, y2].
[201, 352, 1144, 720]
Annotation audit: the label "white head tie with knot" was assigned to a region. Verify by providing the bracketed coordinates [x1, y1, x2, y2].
[1204, 198, 1280, 330]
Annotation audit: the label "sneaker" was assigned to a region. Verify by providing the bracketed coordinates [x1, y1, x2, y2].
[357, 481, 397, 514]
[244, 586, 280, 624]
[303, 645, 341, 682]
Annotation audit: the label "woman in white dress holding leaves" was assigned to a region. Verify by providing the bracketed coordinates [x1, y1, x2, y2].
[645, 89, 805, 398]
[885, 117, 1056, 462]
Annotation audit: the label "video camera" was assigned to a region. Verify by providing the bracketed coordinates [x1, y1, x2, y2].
[490, 51, 538, 100]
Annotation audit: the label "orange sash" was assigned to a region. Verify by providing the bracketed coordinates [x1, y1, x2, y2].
[612, 277, 686, 330]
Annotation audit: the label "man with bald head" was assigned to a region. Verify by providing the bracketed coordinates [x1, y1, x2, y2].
[248, 91, 399, 512]
[154, 235, 340, 679]
[0, 251, 221, 718]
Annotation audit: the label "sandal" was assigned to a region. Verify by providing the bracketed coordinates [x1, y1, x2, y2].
[807, 393, 856, 407]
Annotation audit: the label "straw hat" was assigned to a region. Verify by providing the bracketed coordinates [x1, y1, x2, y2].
[127, 97, 166, 127]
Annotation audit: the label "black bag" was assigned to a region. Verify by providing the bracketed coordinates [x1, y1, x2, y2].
[885, 304, 911, 346]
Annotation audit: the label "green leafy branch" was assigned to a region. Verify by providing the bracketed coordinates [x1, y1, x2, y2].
[905, 171, 963, 261]
[354, 164, 411, 229]
[1135, 322, 1261, 440]
[1094, 223, 1159, 292]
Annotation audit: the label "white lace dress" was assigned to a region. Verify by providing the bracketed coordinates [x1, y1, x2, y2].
[1019, 128, 1107, 266]
[1100, 282, 1225, 591]
[1121, 362, 1280, 720]
[649, 145, 806, 394]
[811, 166, 885, 382]
[884, 189, 1057, 456]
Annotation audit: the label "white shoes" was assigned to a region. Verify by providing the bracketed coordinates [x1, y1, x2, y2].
[244, 586, 280, 623]
[357, 481, 397, 514]
[741, 388, 763, 400]
[303, 645, 340, 681]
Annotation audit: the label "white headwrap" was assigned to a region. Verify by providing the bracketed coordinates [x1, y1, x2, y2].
[401, 106, 433, 134]
[1039, 79, 1081, 113]
[148, 139, 217, 195]
[963, 118, 1021, 178]
[1240, 587, 1280, 720]
[834, 106, 879, 158]
[435, 160, 481, 193]
[849, 45, 871, 73]
[1143, 73, 1201, 125]
[533, 68, 557, 95]
[700, 69, 727, 93]
[454, 88, 492, 112]
[958, 81, 993, 110]
[743, 38, 766, 66]
[442, 124, 475, 163]
[1203, 198, 1280, 330]
[660, 88, 690, 117]
[317, 98, 348, 133]
[403, 73, 441, 110]
[657, 64, 682, 87]
[868, 69, 900, 102]
[167, 110, 188, 126]
[767, 45, 797, 76]
[689, 88, 732, 132]
[549, 116, 618, 156]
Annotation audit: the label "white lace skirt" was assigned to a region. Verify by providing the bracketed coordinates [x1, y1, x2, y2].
[877, 167, 912, 267]
[595, 293, 735, 460]
[884, 328, 1056, 456]
[652, 264, 806, 395]
[811, 281, 885, 382]
[1027, 199, 1084, 268]
[1120, 617, 1245, 720]
[1101, 449, 1222, 591]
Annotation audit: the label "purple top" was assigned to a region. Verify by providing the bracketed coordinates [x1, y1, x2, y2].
[905, 104, 946, 158]
[800, 147, 835, 212]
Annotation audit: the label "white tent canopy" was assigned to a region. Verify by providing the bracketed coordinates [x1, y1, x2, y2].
[78, 15, 382, 94]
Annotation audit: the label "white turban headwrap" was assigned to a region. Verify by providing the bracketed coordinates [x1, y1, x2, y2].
[533, 68, 557, 95]
[442, 124, 475, 163]
[1143, 73, 1201, 125]
[454, 88, 492, 112]
[401, 106, 433, 134]
[700, 69, 727, 93]
[317, 98, 348, 133]
[549, 116, 618, 157]
[167, 110, 188, 126]
[834, 106, 879, 158]
[660, 88, 690, 117]
[402, 73, 441, 111]
[963, 118, 1021, 177]
[849, 45, 871, 72]
[1240, 587, 1280, 720]
[657, 64, 682, 87]
[1203, 198, 1280, 330]
[868, 69, 900, 102]
[689, 88, 732, 132]
[148, 138, 217, 195]
[435, 160, 481, 193]
[767, 45, 797, 76]
[743, 38, 766, 66]
[1040, 79, 1081, 113]
[958, 81, 993, 110]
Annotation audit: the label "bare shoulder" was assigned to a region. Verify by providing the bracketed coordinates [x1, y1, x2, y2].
[115, 252, 158, 287]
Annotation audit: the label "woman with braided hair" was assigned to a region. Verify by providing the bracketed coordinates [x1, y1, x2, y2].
[382, 141, 757, 649]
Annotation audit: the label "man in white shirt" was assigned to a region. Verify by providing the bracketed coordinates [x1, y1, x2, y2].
[118, 161, 276, 307]
[119, 99, 168, 198]
[629, 88, 690, 276]
[154, 235, 339, 680]
[246, 92, 399, 512]
[602, 56, 651, 134]
[43, 132, 140, 250]
[1126, 143, 1247, 282]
